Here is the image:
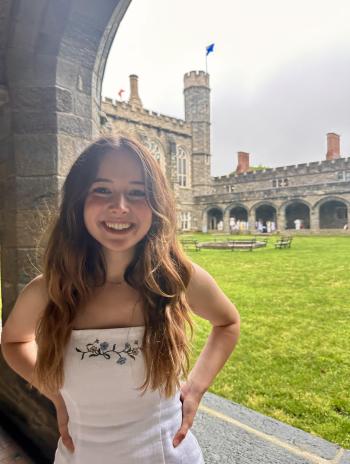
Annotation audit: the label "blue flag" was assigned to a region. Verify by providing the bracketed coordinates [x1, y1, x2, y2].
[206, 43, 215, 56]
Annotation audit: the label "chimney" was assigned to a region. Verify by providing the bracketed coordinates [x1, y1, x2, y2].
[326, 132, 340, 160]
[128, 74, 142, 107]
[236, 151, 250, 174]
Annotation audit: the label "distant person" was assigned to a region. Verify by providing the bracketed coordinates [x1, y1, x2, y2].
[294, 218, 301, 230]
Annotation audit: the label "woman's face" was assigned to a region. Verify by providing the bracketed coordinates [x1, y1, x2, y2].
[83, 150, 153, 254]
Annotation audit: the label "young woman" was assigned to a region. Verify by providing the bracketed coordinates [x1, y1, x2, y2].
[1, 136, 240, 463]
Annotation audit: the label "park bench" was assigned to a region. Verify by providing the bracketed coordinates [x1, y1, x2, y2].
[180, 239, 200, 251]
[275, 236, 293, 249]
[227, 239, 257, 251]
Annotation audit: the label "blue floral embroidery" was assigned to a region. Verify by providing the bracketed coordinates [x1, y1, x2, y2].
[76, 339, 141, 364]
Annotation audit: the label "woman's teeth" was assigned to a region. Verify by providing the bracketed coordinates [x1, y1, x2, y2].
[105, 222, 132, 230]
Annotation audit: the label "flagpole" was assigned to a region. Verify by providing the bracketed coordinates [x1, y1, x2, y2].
[205, 53, 208, 74]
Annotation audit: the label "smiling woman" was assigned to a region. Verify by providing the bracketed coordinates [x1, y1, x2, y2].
[1, 135, 240, 464]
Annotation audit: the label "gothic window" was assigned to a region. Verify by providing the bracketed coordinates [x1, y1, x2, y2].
[139, 135, 165, 172]
[147, 139, 162, 163]
[177, 146, 189, 187]
[181, 212, 191, 230]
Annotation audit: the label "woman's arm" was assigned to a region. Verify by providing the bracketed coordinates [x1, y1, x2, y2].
[173, 262, 240, 447]
[1, 276, 48, 391]
[185, 262, 240, 394]
[1, 276, 75, 453]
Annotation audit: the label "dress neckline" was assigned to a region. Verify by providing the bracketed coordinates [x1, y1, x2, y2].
[71, 325, 145, 332]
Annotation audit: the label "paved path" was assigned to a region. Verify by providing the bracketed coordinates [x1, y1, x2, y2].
[0, 391, 349, 463]
[193, 392, 350, 464]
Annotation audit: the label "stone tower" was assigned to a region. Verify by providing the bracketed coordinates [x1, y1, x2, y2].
[184, 71, 211, 195]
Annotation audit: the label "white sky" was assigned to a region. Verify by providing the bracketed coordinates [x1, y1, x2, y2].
[102, 0, 350, 176]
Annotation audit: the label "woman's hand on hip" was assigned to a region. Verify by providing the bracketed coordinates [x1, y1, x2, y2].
[173, 380, 204, 448]
[53, 394, 75, 453]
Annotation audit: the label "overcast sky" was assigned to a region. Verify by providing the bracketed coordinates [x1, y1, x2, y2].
[102, 0, 350, 176]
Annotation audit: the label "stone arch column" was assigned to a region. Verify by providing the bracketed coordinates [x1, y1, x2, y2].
[0, 0, 131, 459]
[310, 208, 319, 231]
[223, 207, 231, 233]
[248, 208, 256, 232]
[277, 209, 285, 231]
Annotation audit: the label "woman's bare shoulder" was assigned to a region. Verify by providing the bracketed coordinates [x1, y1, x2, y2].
[1, 274, 49, 343]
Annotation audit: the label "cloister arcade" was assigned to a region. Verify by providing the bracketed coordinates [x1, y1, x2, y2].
[204, 197, 349, 232]
[206, 207, 223, 230]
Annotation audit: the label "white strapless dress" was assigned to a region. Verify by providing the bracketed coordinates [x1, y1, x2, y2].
[54, 326, 204, 464]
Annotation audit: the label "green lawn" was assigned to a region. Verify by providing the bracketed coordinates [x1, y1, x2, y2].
[185, 235, 350, 448]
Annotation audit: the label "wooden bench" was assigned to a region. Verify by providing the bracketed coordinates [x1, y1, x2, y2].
[180, 239, 200, 251]
[275, 236, 293, 249]
[227, 239, 257, 251]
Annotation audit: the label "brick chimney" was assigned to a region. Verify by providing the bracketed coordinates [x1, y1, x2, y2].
[326, 132, 340, 160]
[236, 151, 250, 174]
[128, 74, 142, 107]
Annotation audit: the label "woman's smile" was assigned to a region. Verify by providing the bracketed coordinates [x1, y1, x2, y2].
[101, 221, 135, 234]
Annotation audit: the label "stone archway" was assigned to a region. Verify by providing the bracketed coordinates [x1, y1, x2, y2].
[255, 204, 277, 230]
[207, 207, 223, 230]
[0, 1, 131, 459]
[229, 205, 248, 232]
[285, 202, 310, 229]
[319, 199, 348, 229]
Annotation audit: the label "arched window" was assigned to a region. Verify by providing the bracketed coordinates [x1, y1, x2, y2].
[139, 135, 165, 171]
[147, 139, 162, 163]
[177, 146, 188, 187]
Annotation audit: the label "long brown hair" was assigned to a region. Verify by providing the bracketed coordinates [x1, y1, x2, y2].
[33, 136, 193, 398]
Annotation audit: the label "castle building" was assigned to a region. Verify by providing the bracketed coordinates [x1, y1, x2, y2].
[101, 72, 350, 233]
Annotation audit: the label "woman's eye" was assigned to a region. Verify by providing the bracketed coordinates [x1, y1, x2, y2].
[127, 190, 146, 198]
[92, 187, 111, 194]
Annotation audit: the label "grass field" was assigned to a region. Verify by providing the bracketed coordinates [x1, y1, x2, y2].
[184, 234, 350, 448]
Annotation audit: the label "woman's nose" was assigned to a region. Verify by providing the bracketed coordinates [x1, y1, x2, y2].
[108, 193, 129, 213]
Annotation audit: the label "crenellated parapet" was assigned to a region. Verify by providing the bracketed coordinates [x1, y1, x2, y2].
[213, 156, 350, 185]
[101, 97, 192, 136]
[195, 180, 350, 204]
[184, 70, 210, 89]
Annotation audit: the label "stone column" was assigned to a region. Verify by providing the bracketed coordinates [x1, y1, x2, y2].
[248, 208, 256, 233]
[223, 208, 230, 233]
[310, 207, 319, 231]
[277, 209, 286, 231]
